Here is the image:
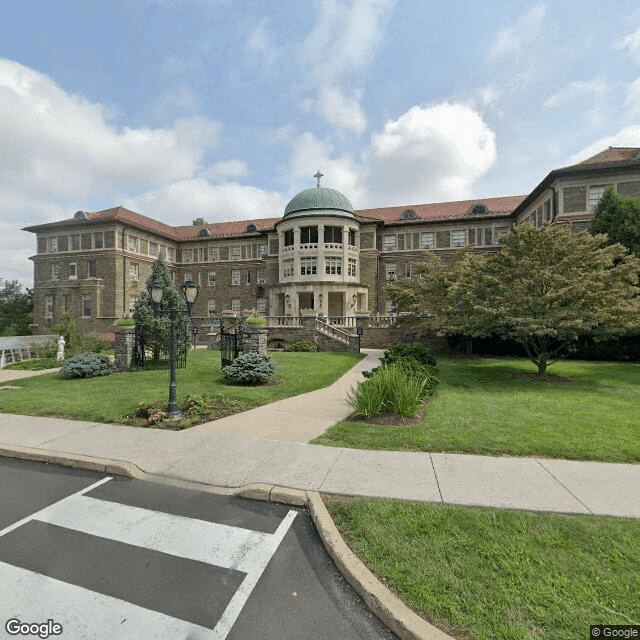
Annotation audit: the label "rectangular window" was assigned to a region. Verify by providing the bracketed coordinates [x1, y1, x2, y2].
[45, 295, 54, 319]
[69, 234, 80, 251]
[284, 230, 294, 246]
[404, 233, 413, 250]
[257, 268, 267, 284]
[258, 243, 268, 258]
[166, 247, 176, 262]
[405, 262, 412, 278]
[47, 237, 58, 253]
[300, 226, 318, 244]
[94, 232, 104, 249]
[207, 299, 216, 316]
[148, 241, 159, 256]
[183, 272, 192, 283]
[208, 271, 216, 286]
[451, 230, 466, 247]
[300, 257, 317, 275]
[283, 259, 294, 277]
[348, 258, 357, 277]
[544, 201, 552, 222]
[130, 263, 139, 281]
[182, 248, 193, 263]
[63, 296, 71, 312]
[231, 298, 241, 313]
[231, 269, 241, 285]
[209, 247, 220, 261]
[325, 256, 342, 275]
[386, 263, 397, 280]
[484, 228, 493, 246]
[324, 226, 343, 244]
[246, 269, 251, 284]
[589, 185, 607, 212]
[231, 246, 241, 260]
[349, 229, 356, 247]
[383, 235, 397, 251]
[82, 296, 91, 318]
[420, 232, 434, 249]
[128, 236, 139, 253]
[51, 263, 60, 280]
[257, 297, 267, 314]
[69, 263, 77, 279]
[88, 261, 97, 278]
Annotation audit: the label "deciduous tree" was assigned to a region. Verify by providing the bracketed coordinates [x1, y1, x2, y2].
[0, 279, 33, 336]
[387, 224, 640, 377]
[590, 187, 640, 257]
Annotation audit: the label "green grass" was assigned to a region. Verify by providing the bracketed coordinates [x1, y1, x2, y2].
[0, 349, 363, 425]
[312, 355, 640, 462]
[326, 497, 640, 640]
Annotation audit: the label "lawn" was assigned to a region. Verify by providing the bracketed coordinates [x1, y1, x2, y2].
[0, 349, 363, 426]
[311, 356, 640, 463]
[326, 496, 640, 640]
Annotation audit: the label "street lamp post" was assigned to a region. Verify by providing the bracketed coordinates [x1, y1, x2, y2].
[147, 279, 199, 419]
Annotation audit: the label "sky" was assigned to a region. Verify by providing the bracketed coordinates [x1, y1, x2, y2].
[3, 0, 640, 286]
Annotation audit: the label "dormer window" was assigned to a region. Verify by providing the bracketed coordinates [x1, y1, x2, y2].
[197, 227, 211, 238]
[470, 203, 489, 216]
[245, 223, 259, 233]
[399, 208, 419, 220]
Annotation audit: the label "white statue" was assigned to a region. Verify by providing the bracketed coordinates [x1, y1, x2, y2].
[57, 335, 66, 361]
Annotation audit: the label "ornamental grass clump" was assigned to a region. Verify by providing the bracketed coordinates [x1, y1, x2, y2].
[223, 353, 277, 385]
[60, 353, 119, 379]
[347, 363, 434, 417]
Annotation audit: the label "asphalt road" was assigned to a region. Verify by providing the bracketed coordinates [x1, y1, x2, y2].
[0, 457, 397, 640]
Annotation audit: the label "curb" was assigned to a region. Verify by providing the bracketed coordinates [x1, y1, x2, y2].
[0, 446, 452, 639]
[307, 492, 454, 640]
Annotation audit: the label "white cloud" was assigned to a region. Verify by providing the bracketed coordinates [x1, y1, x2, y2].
[300, 0, 396, 133]
[362, 103, 497, 206]
[488, 3, 547, 62]
[543, 79, 609, 108]
[124, 180, 284, 224]
[202, 159, 249, 183]
[568, 125, 640, 165]
[625, 77, 640, 116]
[616, 25, 640, 63]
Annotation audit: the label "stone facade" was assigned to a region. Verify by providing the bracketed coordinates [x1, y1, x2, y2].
[23, 148, 640, 343]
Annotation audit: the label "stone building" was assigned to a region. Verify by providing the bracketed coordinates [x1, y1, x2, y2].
[23, 147, 640, 340]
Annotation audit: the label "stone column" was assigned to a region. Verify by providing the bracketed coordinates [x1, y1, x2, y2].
[114, 326, 136, 369]
[242, 326, 267, 356]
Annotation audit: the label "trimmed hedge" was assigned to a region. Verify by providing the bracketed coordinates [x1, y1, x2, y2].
[284, 338, 319, 352]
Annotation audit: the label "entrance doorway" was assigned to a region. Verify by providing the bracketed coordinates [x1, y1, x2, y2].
[298, 292, 314, 311]
[328, 292, 344, 318]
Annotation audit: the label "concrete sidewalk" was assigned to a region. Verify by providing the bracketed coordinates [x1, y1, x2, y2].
[0, 350, 638, 519]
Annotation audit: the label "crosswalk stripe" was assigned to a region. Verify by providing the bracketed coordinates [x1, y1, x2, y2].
[0, 476, 112, 539]
[212, 509, 297, 640]
[0, 562, 212, 640]
[35, 494, 270, 572]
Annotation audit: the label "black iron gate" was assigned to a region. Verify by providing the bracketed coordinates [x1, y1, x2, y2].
[132, 326, 186, 370]
[220, 318, 243, 367]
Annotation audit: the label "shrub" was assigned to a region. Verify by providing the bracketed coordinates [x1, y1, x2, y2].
[284, 338, 319, 352]
[115, 318, 136, 327]
[348, 362, 439, 417]
[245, 315, 266, 326]
[381, 342, 437, 367]
[223, 353, 277, 385]
[59, 353, 119, 379]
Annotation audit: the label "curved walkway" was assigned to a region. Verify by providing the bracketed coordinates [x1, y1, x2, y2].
[0, 350, 638, 519]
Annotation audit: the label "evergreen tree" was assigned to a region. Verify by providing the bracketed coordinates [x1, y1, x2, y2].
[590, 186, 640, 257]
[132, 258, 190, 361]
[387, 224, 640, 377]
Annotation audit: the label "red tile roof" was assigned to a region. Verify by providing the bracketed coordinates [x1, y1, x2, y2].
[573, 147, 640, 167]
[356, 195, 526, 224]
[173, 217, 281, 241]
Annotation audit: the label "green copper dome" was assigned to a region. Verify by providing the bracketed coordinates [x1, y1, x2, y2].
[283, 187, 356, 221]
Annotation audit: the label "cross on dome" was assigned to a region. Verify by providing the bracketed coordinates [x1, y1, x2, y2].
[314, 170, 323, 188]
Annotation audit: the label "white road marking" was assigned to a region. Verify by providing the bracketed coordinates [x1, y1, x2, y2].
[0, 476, 112, 539]
[0, 562, 212, 640]
[212, 509, 297, 639]
[0, 477, 298, 638]
[35, 494, 270, 572]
